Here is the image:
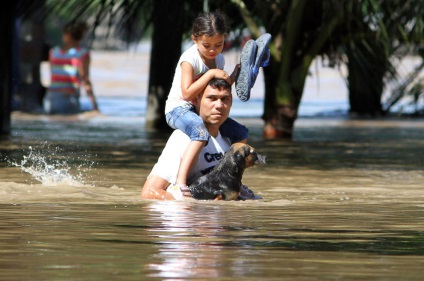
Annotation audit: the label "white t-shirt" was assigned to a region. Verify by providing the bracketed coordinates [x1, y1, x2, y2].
[165, 44, 225, 114]
[149, 129, 231, 185]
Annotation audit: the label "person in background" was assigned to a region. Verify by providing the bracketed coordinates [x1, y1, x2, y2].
[43, 21, 99, 114]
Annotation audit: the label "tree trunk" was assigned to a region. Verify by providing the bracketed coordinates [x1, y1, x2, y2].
[262, 59, 299, 139]
[261, 1, 307, 139]
[0, 2, 16, 135]
[16, 4, 47, 113]
[347, 42, 385, 116]
[258, 0, 345, 139]
[145, 0, 183, 130]
[262, 0, 315, 139]
[262, 56, 312, 139]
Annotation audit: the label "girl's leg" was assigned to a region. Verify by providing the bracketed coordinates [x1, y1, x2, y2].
[176, 140, 206, 187]
[43, 92, 80, 114]
[166, 105, 209, 187]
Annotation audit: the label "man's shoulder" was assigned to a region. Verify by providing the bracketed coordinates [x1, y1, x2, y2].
[165, 130, 190, 148]
[149, 130, 189, 184]
[170, 129, 190, 139]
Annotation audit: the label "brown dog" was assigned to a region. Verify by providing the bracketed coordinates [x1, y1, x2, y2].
[189, 143, 266, 200]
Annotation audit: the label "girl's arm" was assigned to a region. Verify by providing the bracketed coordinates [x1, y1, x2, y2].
[79, 54, 99, 111]
[181, 62, 231, 101]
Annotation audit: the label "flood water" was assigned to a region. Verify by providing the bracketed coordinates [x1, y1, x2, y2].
[2, 49, 423, 280]
[1, 113, 424, 280]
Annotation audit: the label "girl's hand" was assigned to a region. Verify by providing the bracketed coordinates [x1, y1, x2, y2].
[229, 64, 241, 85]
[210, 69, 232, 84]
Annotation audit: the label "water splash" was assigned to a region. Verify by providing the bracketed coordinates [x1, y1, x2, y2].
[9, 144, 95, 186]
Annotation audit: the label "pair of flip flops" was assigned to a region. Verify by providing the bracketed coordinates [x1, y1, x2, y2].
[235, 33, 272, 102]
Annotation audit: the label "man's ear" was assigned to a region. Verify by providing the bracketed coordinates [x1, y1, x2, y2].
[214, 194, 223, 201]
[192, 91, 204, 109]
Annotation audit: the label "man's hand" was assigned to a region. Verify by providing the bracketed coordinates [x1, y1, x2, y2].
[141, 175, 178, 200]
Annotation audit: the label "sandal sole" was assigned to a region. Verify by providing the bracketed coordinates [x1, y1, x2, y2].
[235, 39, 257, 102]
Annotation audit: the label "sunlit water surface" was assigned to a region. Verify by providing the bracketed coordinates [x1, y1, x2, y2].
[1, 114, 424, 280]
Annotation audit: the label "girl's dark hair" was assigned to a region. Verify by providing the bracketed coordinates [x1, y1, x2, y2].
[192, 10, 229, 38]
[63, 22, 87, 41]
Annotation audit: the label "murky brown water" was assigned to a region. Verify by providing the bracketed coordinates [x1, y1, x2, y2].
[1, 115, 424, 280]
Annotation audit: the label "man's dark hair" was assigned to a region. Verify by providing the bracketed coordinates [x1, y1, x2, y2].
[208, 78, 231, 91]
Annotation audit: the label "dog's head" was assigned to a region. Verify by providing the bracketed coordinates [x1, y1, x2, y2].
[230, 143, 266, 170]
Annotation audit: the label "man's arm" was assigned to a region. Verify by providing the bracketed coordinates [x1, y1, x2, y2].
[141, 175, 176, 200]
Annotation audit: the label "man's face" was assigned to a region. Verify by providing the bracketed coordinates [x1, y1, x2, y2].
[196, 85, 232, 128]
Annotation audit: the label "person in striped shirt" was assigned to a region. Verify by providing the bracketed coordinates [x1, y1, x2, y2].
[43, 22, 99, 114]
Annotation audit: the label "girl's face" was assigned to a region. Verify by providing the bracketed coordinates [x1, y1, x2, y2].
[193, 34, 226, 61]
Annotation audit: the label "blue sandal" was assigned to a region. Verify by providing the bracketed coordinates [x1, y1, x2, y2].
[252, 33, 272, 84]
[236, 33, 272, 102]
[235, 39, 257, 102]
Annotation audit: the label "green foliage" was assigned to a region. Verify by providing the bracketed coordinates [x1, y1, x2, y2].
[230, 0, 423, 115]
[44, 0, 153, 45]
[17, 0, 424, 116]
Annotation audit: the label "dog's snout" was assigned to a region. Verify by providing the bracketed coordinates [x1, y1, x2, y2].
[255, 154, 266, 165]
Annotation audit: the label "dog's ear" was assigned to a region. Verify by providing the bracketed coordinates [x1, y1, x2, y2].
[234, 150, 247, 168]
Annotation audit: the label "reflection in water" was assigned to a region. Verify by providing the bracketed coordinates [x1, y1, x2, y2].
[144, 202, 224, 278]
[0, 116, 424, 280]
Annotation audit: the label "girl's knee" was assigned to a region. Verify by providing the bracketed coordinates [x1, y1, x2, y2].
[189, 124, 209, 141]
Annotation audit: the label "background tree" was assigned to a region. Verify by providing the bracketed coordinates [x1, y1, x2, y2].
[2, 0, 244, 134]
[145, 0, 184, 130]
[231, 0, 423, 138]
[2, 0, 422, 139]
[0, 1, 17, 135]
[342, 1, 423, 116]
[231, 0, 348, 138]
[0, 0, 152, 135]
